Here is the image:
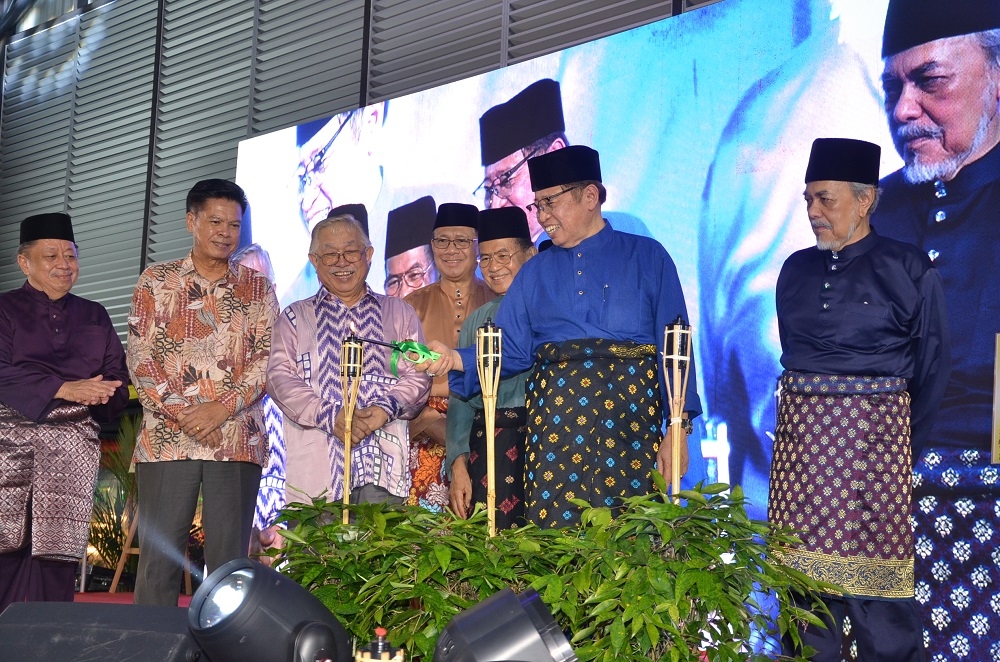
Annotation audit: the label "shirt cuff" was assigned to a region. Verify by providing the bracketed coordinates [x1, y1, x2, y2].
[369, 393, 401, 421]
[317, 400, 340, 436]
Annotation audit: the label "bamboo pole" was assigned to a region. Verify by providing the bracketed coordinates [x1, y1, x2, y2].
[663, 317, 692, 503]
[341, 335, 364, 525]
[476, 319, 502, 537]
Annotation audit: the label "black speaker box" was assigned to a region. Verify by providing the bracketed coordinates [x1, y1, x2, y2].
[0, 602, 205, 661]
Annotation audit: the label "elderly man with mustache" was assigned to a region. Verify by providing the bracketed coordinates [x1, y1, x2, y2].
[873, 1, 1000, 658]
[772, 137, 949, 661]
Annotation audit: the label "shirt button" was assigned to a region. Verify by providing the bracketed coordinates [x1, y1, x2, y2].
[456, 301, 462, 306]
[934, 210, 946, 222]
[577, 270, 582, 275]
[577, 253, 582, 258]
[830, 265, 838, 271]
[823, 282, 831, 289]
[822, 303, 829, 310]
[928, 249, 940, 261]
[578, 290, 584, 295]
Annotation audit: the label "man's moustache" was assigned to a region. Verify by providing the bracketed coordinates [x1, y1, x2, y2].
[895, 123, 943, 143]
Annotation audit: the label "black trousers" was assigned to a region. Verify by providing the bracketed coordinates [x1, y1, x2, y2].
[784, 594, 926, 662]
[134, 460, 261, 607]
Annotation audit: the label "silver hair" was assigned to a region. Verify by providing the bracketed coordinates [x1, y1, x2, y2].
[976, 28, 1000, 70]
[848, 182, 882, 217]
[309, 214, 372, 253]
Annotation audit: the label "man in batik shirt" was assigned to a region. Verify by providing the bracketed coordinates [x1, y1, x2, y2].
[128, 179, 278, 606]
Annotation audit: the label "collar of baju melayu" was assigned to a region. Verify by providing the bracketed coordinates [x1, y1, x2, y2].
[936, 140, 1000, 198]
[21, 280, 70, 308]
[550, 218, 614, 254]
[179, 251, 239, 284]
[826, 227, 880, 262]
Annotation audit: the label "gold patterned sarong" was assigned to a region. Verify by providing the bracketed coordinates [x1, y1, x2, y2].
[768, 371, 914, 599]
[0, 403, 101, 561]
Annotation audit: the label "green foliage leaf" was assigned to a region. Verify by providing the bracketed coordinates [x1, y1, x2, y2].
[274, 486, 835, 662]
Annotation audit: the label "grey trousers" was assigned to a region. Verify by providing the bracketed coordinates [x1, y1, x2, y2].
[133, 460, 261, 607]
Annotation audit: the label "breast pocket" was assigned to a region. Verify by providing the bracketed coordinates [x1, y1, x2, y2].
[601, 295, 642, 337]
[838, 302, 893, 351]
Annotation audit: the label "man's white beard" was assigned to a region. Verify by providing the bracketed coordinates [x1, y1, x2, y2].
[815, 218, 860, 252]
[901, 111, 992, 184]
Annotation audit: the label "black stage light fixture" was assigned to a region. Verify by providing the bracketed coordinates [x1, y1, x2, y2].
[188, 558, 351, 662]
[433, 587, 578, 662]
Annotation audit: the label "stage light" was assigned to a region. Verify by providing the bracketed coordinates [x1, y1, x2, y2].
[433, 587, 577, 662]
[188, 558, 351, 662]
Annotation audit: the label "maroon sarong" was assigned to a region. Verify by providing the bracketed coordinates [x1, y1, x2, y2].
[0, 403, 101, 561]
[768, 371, 914, 599]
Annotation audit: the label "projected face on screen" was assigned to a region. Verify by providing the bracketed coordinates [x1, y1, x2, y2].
[239, 0, 995, 526]
[882, 34, 1000, 184]
[296, 105, 385, 233]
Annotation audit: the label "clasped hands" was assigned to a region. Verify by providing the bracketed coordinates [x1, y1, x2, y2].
[176, 401, 229, 448]
[56, 375, 122, 406]
[333, 405, 388, 444]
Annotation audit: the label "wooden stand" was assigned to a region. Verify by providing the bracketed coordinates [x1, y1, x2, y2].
[341, 336, 364, 525]
[110, 515, 192, 595]
[663, 317, 692, 503]
[476, 320, 502, 537]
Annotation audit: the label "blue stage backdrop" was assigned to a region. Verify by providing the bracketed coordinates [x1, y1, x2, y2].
[236, 0, 901, 519]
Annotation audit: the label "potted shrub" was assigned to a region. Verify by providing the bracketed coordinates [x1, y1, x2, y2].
[276, 474, 831, 661]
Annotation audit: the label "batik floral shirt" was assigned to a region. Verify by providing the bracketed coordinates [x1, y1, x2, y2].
[127, 253, 278, 465]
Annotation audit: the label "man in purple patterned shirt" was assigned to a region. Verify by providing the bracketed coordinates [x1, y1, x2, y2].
[267, 215, 430, 507]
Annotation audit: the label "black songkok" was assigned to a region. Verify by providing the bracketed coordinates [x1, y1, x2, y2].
[386, 196, 436, 259]
[20, 213, 75, 245]
[477, 207, 531, 244]
[882, 0, 1000, 58]
[479, 79, 565, 166]
[329, 203, 370, 238]
[805, 138, 881, 185]
[527, 145, 602, 192]
[433, 203, 479, 231]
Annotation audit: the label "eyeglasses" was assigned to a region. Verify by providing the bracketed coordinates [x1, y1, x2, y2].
[385, 266, 429, 295]
[312, 249, 365, 266]
[526, 185, 581, 215]
[297, 110, 356, 195]
[474, 150, 538, 207]
[478, 247, 528, 268]
[431, 237, 475, 250]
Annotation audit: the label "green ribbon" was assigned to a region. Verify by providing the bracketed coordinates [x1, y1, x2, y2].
[389, 340, 441, 377]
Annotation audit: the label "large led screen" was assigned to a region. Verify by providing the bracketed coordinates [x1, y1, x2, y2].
[237, 0, 908, 518]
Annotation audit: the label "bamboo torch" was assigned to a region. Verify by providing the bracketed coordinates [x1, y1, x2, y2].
[341, 332, 364, 524]
[476, 318, 502, 537]
[663, 316, 692, 503]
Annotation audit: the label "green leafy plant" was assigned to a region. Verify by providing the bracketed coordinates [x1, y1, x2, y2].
[89, 414, 140, 570]
[276, 473, 833, 661]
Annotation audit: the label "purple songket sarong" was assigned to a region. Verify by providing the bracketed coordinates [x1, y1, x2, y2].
[0, 403, 101, 561]
[769, 371, 914, 599]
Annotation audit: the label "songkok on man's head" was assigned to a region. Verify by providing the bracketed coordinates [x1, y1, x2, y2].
[804, 138, 881, 185]
[329, 203, 370, 238]
[882, 0, 1000, 58]
[20, 213, 75, 245]
[477, 207, 531, 243]
[479, 79, 565, 166]
[386, 196, 436, 259]
[527, 145, 602, 192]
[433, 203, 479, 231]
